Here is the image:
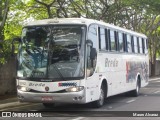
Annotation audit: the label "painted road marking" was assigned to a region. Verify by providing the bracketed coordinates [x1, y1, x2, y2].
[154, 91, 160, 94]
[108, 106, 113, 109]
[72, 117, 85, 120]
[126, 99, 135, 103]
[149, 78, 160, 81]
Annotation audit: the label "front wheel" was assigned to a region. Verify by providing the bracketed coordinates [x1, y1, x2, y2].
[92, 85, 105, 108]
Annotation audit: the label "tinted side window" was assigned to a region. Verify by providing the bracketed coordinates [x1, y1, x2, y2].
[88, 25, 98, 50]
[139, 38, 143, 53]
[99, 27, 106, 50]
[134, 36, 138, 53]
[110, 30, 116, 51]
[127, 34, 132, 53]
[87, 24, 98, 77]
[118, 32, 124, 52]
[131, 36, 134, 53]
[145, 39, 148, 54]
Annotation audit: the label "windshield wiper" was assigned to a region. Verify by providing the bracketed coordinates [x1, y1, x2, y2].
[52, 63, 65, 81]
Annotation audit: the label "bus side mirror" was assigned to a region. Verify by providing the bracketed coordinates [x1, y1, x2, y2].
[86, 40, 97, 59]
[86, 39, 93, 46]
[12, 37, 21, 56]
[90, 48, 97, 60]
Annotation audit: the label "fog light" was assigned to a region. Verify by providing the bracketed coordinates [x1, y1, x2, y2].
[79, 96, 82, 100]
[74, 97, 78, 101]
[17, 86, 30, 92]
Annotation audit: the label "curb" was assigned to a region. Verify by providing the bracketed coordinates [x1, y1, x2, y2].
[0, 102, 32, 110]
[0, 97, 38, 110]
[149, 77, 160, 81]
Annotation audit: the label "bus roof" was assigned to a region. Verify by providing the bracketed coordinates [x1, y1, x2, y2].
[26, 18, 147, 38]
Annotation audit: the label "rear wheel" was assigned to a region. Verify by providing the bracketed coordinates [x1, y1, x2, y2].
[92, 84, 105, 108]
[129, 79, 140, 97]
[43, 103, 55, 108]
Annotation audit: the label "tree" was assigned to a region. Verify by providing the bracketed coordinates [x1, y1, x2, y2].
[0, 0, 10, 64]
[1, 0, 160, 76]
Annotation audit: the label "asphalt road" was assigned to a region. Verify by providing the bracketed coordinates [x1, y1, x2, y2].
[1, 78, 160, 120]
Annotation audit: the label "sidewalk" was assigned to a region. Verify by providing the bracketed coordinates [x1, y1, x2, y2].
[0, 94, 33, 110]
[0, 76, 160, 110]
[149, 75, 160, 81]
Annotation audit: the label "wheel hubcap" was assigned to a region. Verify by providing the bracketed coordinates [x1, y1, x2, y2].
[136, 84, 139, 93]
[99, 88, 104, 105]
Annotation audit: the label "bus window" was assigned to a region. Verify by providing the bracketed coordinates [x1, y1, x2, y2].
[139, 38, 143, 53]
[110, 30, 116, 51]
[99, 27, 106, 51]
[127, 34, 132, 53]
[87, 24, 98, 77]
[123, 33, 127, 52]
[134, 36, 138, 53]
[131, 36, 134, 53]
[105, 29, 109, 50]
[118, 32, 123, 52]
[146, 39, 148, 49]
[88, 25, 98, 51]
[145, 39, 148, 54]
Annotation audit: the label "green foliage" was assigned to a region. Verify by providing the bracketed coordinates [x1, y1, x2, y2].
[1, 0, 160, 65]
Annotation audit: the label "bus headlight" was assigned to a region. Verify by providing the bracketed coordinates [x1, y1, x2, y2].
[17, 86, 31, 92]
[65, 86, 84, 92]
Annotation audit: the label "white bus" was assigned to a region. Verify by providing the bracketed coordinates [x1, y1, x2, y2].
[16, 18, 149, 108]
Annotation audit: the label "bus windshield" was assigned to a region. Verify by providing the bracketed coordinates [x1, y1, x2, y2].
[17, 25, 85, 80]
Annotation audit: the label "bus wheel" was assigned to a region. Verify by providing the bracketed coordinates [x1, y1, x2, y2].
[131, 80, 140, 97]
[93, 84, 105, 108]
[43, 103, 55, 108]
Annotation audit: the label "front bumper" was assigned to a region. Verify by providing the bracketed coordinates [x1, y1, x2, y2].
[17, 89, 86, 104]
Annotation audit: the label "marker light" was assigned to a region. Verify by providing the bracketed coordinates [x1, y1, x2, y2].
[65, 86, 84, 92]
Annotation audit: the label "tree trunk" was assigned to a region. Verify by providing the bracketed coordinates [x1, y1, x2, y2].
[151, 53, 156, 76]
[0, 0, 9, 40]
[151, 62, 155, 76]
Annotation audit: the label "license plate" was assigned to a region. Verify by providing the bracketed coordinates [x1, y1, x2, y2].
[41, 96, 53, 101]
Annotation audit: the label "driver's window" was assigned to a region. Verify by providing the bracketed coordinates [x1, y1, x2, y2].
[87, 24, 98, 77]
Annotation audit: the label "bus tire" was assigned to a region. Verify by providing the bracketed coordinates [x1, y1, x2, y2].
[92, 84, 105, 108]
[130, 79, 140, 97]
[43, 103, 55, 108]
